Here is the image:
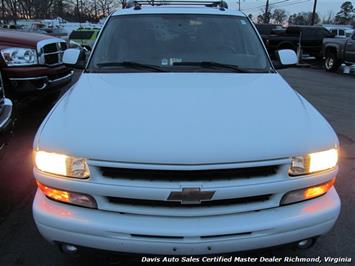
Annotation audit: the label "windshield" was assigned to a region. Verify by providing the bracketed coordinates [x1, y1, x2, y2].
[88, 14, 271, 73]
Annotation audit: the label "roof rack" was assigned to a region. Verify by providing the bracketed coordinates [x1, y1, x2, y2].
[123, 0, 228, 10]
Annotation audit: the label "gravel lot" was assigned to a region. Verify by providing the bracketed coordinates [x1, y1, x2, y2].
[0, 68, 354, 265]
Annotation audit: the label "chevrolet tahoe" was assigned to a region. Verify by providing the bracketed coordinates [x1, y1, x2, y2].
[32, 0, 340, 255]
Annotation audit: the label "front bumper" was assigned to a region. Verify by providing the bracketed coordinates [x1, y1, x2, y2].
[8, 70, 73, 91]
[2, 65, 73, 94]
[33, 187, 340, 255]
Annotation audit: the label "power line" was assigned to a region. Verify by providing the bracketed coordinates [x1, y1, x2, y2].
[272, 0, 311, 9]
[244, 0, 310, 12]
[244, 0, 291, 11]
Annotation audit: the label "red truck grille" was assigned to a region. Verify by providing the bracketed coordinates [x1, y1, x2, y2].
[38, 41, 67, 66]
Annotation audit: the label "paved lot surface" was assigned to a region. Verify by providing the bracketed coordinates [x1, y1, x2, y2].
[0, 68, 354, 265]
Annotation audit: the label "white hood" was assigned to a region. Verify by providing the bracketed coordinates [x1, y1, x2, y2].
[35, 73, 338, 164]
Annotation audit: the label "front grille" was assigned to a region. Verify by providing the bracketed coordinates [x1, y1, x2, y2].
[44, 54, 59, 65]
[107, 194, 272, 207]
[100, 165, 279, 181]
[39, 41, 67, 66]
[43, 43, 58, 53]
[89, 160, 287, 216]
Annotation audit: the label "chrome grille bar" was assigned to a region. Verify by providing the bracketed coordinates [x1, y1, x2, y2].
[37, 38, 66, 66]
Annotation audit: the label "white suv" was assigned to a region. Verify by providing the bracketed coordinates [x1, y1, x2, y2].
[32, 1, 340, 255]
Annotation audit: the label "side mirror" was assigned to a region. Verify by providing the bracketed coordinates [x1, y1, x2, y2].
[63, 48, 81, 66]
[277, 49, 297, 67]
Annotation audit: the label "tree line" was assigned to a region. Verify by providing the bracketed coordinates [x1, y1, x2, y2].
[0, 0, 123, 23]
[250, 1, 355, 26]
[1, 0, 355, 25]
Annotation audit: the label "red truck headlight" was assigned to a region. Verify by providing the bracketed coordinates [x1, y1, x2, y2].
[1, 47, 38, 66]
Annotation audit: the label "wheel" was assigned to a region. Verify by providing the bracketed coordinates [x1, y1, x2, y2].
[325, 53, 341, 72]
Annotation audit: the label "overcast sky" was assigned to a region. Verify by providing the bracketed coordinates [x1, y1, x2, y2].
[239, 0, 353, 18]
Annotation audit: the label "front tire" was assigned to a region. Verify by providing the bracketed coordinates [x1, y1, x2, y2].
[325, 53, 341, 72]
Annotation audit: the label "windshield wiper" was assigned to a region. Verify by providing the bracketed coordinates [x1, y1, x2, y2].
[173, 61, 251, 73]
[96, 61, 167, 72]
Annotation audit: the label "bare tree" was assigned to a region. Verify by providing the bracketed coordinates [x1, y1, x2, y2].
[322, 10, 334, 24]
[272, 8, 286, 24]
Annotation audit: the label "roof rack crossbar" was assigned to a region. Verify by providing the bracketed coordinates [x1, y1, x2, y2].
[124, 0, 228, 9]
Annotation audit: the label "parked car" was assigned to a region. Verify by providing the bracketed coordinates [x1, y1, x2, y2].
[324, 25, 354, 38]
[0, 72, 13, 152]
[33, 0, 340, 255]
[69, 28, 100, 51]
[1, 24, 24, 30]
[323, 31, 355, 71]
[0, 29, 73, 99]
[329, 28, 348, 38]
[260, 25, 334, 59]
[255, 24, 285, 36]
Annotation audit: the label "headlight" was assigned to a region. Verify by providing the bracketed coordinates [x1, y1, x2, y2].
[289, 148, 338, 176]
[34, 151, 90, 178]
[1, 47, 38, 66]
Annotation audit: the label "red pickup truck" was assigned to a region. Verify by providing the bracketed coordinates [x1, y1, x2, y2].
[0, 29, 73, 99]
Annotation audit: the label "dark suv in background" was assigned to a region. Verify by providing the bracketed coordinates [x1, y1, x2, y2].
[256, 25, 334, 59]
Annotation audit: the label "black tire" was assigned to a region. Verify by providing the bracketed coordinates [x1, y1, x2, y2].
[325, 52, 341, 72]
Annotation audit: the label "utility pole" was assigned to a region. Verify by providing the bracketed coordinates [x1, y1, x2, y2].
[94, 0, 98, 21]
[238, 0, 240, 11]
[76, 0, 81, 23]
[264, 0, 270, 24]
[311, 0, 318, 25]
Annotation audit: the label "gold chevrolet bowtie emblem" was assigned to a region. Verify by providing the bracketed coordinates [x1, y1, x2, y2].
[167, 188, 215, 204]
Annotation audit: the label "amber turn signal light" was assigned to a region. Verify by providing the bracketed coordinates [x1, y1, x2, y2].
[36, 181, 97, 209]
[281, 178, 336, 205]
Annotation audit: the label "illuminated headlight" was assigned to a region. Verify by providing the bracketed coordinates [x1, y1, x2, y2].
[289, 148, 338, 176]
[1, 47, 38, 66]
[34, 151, 90, 178]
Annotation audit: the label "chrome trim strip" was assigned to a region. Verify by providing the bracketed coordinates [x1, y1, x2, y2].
[37, 38, 66, 66]
[36, 83, 47, 91]
[43, 51, 63, 56]
[48, 70, 74, 84]
[0, 98, 12, 129]
[8, 70, 72, 90]
[9, 76, 47, 81]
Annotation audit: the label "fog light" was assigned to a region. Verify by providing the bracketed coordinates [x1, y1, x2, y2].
[296, 238, 316, 249]
[60, 243, 79, 254]
[37, 181, 97, 209]
[281, 178, 336, 205]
